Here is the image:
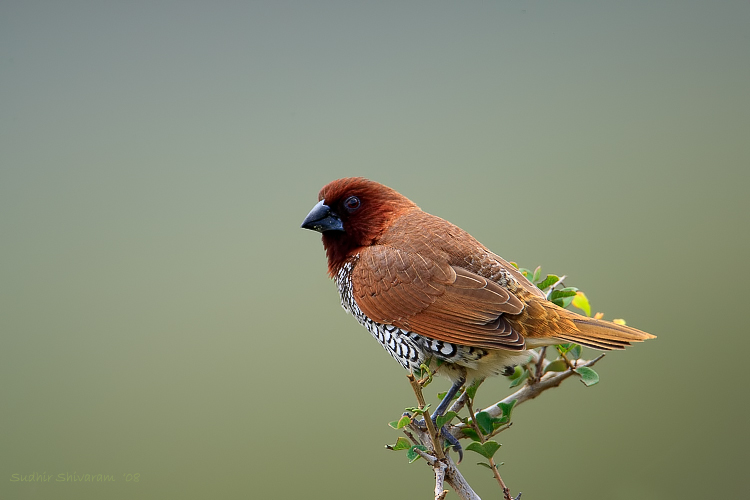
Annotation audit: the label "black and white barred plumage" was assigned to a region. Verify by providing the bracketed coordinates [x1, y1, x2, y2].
[335, 258, 516, 379]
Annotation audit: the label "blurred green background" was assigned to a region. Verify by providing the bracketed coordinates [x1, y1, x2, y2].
[2, 1, 748, 499]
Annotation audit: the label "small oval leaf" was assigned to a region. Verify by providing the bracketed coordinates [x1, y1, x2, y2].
[569, 344, 582, 360]
[575, 366, 600, 387]
[572, 291, 591, 317]
[544, 359, 568, 374]
[461, 427, 482, 442]
[436, 411, 457, 429]
[509, 368, 529, 388]
[407, 445, 427, 463]
[536, 274, 560, 291]
[476, 411, 493, 435]
[392, 436, 412, 451]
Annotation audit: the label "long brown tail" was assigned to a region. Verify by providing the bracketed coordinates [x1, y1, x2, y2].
[508, 294, 656, 350]
[554, 314, 656, 350]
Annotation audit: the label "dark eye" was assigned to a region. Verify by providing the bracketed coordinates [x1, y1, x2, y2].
[344, 196, 361, 212]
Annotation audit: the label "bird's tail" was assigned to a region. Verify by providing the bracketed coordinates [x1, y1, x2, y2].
[552, 313, 655, 350]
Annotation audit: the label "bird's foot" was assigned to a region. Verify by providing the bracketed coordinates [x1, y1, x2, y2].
[408, 414, 427, 430]
[430, 412, 463, 462]
[440, 425, 463, 463]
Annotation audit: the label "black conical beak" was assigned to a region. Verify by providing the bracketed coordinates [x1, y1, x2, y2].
[301, 200, 344, 233]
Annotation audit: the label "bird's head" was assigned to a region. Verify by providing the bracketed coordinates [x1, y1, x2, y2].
[301, 177, 418, 275]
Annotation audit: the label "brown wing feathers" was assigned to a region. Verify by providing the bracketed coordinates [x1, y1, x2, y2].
[352, 245, 526, 350]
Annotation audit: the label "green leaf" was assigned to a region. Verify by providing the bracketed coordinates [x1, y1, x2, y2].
[532, 266, 542, 283]
[551, 297, 572, 308]
[550, 287, 578, 309]
[404, 405, 430, 415]
[536, 274, 560, 291]
[494, 400, 517, 426]
[387, 437, 412, 451]
[506, 365, 523, 380]
[575, 366, 600, 387]
[550, 287, 578, 299]
[461, 427, 482, 442]
[395, 415, 411, 429]
[466, 379, 483, 400]
[509, 261, 519, 269]
[407, 445, 428, 463]
[476, 411, 493, 435]
[509, 368, 528, 388]
[476, 461, 493, 470]
[466, 440, 501, 459]
[435, 411, 457, 429]
[569, 344, 582, 360]
[544, 359, 568, 373]
[556, 343, 574, 354]
[571, 291, 591, 317]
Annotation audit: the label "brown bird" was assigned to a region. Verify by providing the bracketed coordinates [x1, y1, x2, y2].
[301, 177, 654, 457]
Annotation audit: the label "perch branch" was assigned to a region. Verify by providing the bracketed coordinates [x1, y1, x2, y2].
[454, 354, 605, 433]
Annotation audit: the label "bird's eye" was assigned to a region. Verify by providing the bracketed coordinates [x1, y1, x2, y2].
[344, 196, 361, 212]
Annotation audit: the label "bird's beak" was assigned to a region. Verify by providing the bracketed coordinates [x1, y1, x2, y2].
[301, 200, 344, 233]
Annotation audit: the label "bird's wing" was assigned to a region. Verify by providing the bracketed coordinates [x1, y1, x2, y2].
[351, 245, 526, 350]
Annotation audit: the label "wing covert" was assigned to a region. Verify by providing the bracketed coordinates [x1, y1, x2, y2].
[351, 246, 526, 350]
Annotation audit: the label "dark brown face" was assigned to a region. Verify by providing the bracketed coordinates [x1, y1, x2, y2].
[300, 177, 417, 274]
[301, 181, 387, 262]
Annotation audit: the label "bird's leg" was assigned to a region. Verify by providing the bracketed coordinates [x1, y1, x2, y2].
[431, 375, 465, 423]
[431, 374, 466, 463]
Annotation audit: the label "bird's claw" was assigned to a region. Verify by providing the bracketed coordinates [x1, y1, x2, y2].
[440, 426, 463, 463]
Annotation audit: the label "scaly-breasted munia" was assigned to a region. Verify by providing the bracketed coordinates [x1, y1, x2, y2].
[301, 177, 654, 457]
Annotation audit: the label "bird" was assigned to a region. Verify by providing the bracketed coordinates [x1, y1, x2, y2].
[301, 177, 654, 458]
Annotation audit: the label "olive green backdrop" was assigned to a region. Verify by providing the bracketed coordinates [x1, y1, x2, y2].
[2, 1, 748, 499]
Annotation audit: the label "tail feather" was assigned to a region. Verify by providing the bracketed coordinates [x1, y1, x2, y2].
[557, 316, 655, 351]
[510, 295, 655, 351]
[553, 334, 631, 350]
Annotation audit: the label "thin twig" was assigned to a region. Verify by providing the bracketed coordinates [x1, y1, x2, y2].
[404, 375, 481, 500]
[448, 388, 470, 415]
[488, 455, 512, 500]
[408, 374, 445, 460]
[403, 429, 421, 447]
[467, 390, 514, 499]
[533, 347, 547, 383]
[412, 446, 438, 466]
[558, 350, 577, 371]
[486, 421, 512, 440]
[465, 398, 483, 445]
